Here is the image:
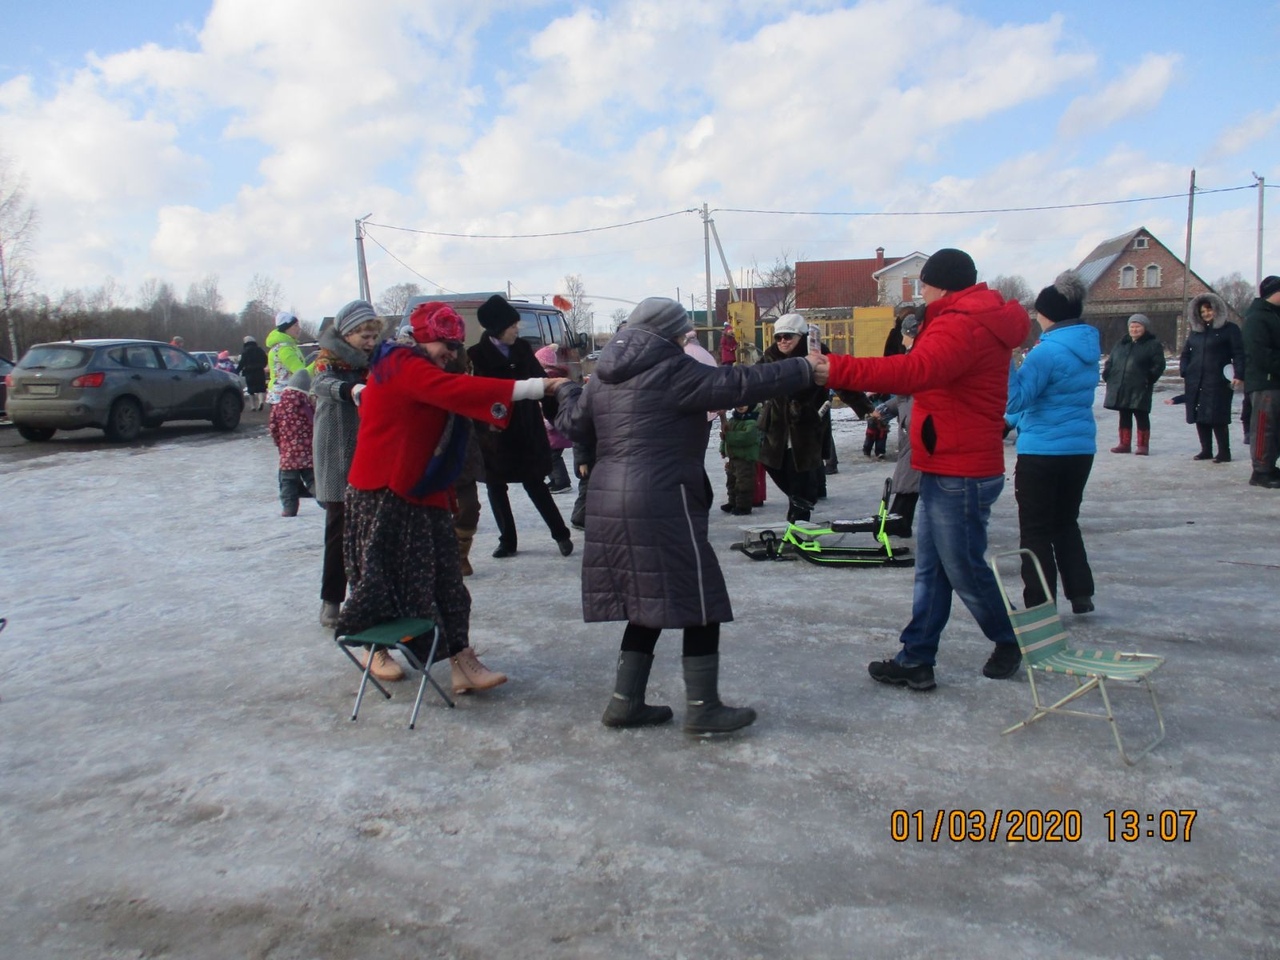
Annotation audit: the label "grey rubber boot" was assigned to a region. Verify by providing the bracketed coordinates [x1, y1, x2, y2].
[602, 652, 674, 728]
[682, 654, 757, 735]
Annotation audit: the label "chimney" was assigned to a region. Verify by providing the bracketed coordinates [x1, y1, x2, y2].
[875, 247, 885, 270]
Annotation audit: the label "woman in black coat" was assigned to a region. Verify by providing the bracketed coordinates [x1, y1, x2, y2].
[1180, 293, 1245, 463]
[467, 295, 573, 559]
[236, 336, 269, 410]
[555, 298, 826, 735]
[1102, 314, 1166, 455]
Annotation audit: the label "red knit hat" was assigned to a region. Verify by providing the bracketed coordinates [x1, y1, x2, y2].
[409, 301, 465, 344]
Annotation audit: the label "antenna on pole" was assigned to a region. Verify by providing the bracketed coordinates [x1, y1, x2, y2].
[356, 214, 373, 303]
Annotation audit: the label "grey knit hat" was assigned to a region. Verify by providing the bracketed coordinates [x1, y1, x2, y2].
[627, 297, 692, 340]
[286, 368, 312, 392]
[1128, 313, 1152, 332]
[334, 300, 378, 337]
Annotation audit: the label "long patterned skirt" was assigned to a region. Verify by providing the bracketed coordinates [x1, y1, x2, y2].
[337, 486, 471, 654]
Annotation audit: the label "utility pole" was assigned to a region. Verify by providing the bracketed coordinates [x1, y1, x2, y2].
[1179, 170, 1195, 351]
[703, 203, 714, 326]
[1254, 172, 1266, 287]
[355, 214, 372, 303]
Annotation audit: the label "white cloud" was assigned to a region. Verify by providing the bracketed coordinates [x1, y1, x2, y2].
[1209, 103, 1280, 161]
[1058, 52, 1180, 139]
[0, 1, 1272, 324]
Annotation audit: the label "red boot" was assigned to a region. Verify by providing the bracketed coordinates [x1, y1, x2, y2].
[1134, 429, 1150, 456]
[1110, 429, 1132, 454]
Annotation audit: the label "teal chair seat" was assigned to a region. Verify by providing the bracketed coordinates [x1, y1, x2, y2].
[335, 617, 454, 729]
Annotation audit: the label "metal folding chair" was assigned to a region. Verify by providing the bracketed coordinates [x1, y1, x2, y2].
[335, 617, 454, 729]
[989, 549, 1166, 765]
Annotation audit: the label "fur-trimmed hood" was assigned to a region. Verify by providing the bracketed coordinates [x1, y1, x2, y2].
[1188, 292, 1229, 332]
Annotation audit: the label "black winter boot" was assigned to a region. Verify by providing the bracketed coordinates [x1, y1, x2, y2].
[682, 655, 757, 734]
[602, 652, 673, 728]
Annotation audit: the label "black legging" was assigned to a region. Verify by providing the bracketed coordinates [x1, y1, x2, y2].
[1117, 409, 1151, 432]
[486, 479, 570, 550]
[621, 622, 719, 658]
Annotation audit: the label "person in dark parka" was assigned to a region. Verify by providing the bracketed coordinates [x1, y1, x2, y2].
[1102, 314, 1166, 455]
[236, 335, 269, 410]
[555, 297, 828, 734]
[467, 295, 573, 558]
[1180, 292, 1245, 463]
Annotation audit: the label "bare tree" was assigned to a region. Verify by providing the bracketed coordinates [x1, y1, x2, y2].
[609, 307, 629, 334]
[376, 281, 422, 318]
[86, 277, 124, 312]
[186, 273, 223, 315]
[1213, 272, 1254, 319]
[139, 279, 177, 332]
[246, 273, 284, 314]
[561, 274, 593, 340]
[755, 253, 797, 318]
[989, 275, 1034, 309]
[0, 156, 39, 358]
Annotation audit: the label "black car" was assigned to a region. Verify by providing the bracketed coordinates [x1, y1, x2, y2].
[6, 339, 245, 442]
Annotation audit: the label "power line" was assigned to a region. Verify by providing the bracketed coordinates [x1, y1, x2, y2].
[365, 208, 700, 240]
[713, 184, 1260, 218]
[361, 232, 459, 295]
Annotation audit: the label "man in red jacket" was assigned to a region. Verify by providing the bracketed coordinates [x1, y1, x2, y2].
[824, 248, 1030, 691]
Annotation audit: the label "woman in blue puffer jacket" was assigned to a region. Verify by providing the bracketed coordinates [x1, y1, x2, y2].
[1006, 271, 1100, 613]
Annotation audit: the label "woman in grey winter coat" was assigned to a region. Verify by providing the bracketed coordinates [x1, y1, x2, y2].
[1102, 314, 1166, 455]
[555, 298, 827, 735]
[311, 301, 382, 638]
[1179, 293, 1245, 463]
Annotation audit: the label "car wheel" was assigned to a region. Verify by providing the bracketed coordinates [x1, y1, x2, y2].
[104, 397, 143, 442]
[211, 390, 243, 431]
[16, 424, 56, 442]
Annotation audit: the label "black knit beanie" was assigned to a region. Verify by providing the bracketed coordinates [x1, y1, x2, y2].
[919, 248, 977, 292]
[478, 294, 520, 335]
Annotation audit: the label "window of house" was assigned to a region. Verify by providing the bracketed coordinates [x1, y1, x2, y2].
[1134, 237, 1149, 249]
[1145, 264, 1161, 288]
[1120, 265, 1136, 289]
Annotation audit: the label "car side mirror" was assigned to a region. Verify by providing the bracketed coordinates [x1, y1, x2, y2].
[197, 358, 211, 371]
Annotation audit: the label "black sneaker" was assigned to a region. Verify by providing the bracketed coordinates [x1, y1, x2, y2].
[982, 644, 1022, 679]
[557, 538, 574, 557]
[1070, 597, 1094, 614]
[720, 503, 735, 513]
[1249, 471, 1280, 489]
[868, 658, 936, 691]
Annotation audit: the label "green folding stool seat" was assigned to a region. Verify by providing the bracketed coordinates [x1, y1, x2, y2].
[989, 550, 1166, 765]
[335, 617, 454, 729]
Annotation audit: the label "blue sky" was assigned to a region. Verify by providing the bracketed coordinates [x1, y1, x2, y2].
[0, 0, 1277, 324]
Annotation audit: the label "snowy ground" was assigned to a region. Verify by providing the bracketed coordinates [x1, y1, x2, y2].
[1, 384, 1277, 959]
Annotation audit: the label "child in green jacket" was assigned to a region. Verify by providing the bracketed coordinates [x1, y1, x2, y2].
[720, 403, 761, 516]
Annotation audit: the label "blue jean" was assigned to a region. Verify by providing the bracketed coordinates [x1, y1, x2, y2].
[895, 472, 1016, 667]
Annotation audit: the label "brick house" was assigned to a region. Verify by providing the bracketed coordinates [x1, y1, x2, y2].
[1074, 227, 1218, 353]
[795, 248, 906, 316]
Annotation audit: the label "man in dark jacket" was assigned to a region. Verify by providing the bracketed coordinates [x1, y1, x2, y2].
[823, 248, 1030, 692]
[1242, 275, 1280, 488]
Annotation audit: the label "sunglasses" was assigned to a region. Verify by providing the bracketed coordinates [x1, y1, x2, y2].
[774, 333, 799, 342]
[439, 340, 464, 352]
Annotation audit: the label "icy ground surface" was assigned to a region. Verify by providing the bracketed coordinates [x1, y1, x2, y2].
[1, 386, 1277, 959]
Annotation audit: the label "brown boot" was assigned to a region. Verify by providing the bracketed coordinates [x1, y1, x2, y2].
[450, 647, 507, 694]
[1110, 428, 1132, 454]
[1134, 429, 1150, 455]
[455, 526, 476, 577]
[359, 648, 405, 682]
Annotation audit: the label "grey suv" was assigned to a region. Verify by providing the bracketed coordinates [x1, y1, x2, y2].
[5, 339, 245, 442]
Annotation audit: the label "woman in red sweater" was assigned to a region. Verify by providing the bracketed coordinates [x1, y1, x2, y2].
[337, 301, 567, 695]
